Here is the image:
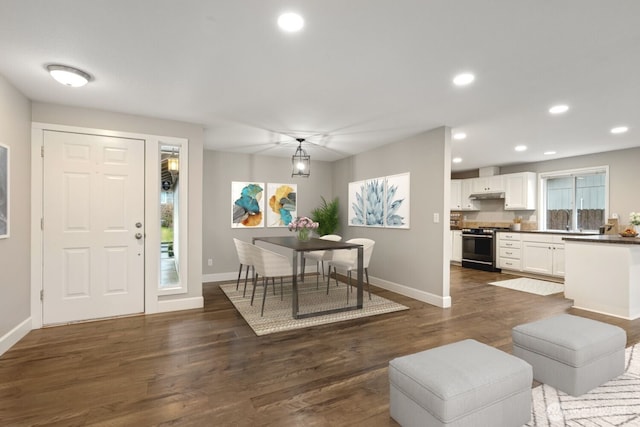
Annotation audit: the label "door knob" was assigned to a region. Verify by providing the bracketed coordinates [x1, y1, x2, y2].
[135, 222, 143, 228]
[135, 233, 143, 240]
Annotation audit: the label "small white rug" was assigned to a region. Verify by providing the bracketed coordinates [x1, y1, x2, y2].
[527, 344, 640, 426]
[220, 280, 408, 336]
[488, 277, 564, 296]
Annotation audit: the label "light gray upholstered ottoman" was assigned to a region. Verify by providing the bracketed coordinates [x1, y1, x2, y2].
[512, 314, 626, 397]
[388, 339, 532, 427]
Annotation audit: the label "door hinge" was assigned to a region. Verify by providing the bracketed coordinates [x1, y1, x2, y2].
[41, 146, 44, 157]
[40, 290, 44, 301]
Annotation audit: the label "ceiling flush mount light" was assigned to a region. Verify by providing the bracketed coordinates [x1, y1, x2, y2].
[515, 145, 527, 152]
[46, 64, 91, 87]
[453, 132, 467, 140]
[610, 126, 629, 134]
[453, 72, 475, 86]
[278, 12, 304, 32]
[291, 138, 310, 177]
[549, 104, 569, 114]
[452, 157, 462, 163]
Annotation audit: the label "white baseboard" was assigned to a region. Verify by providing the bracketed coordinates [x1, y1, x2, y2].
[370, 276, 452, 308]
[0, 317, 32, 357]
[157, 296, 204, 313]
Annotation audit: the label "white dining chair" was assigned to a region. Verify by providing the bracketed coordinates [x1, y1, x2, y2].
[302, 234, 342, 287]
[233, 238, 254, 297]
[326, 238, 375, 302]
[250, 245, 293, 316]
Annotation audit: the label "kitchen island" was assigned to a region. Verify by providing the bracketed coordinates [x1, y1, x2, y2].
[563, 235, 640, 320]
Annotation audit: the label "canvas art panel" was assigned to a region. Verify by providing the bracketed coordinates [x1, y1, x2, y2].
[266, 183, 297, 227]
[0, 143, 8, 239]
[385, 173, 410, 228]
[231, 181, 265, 228]
[348, 172, 410, 228]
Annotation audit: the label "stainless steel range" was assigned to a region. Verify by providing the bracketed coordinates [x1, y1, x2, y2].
[461, 227, 510, 272]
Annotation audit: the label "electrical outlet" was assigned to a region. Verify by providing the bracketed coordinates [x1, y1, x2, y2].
[433, 213, 440, 223]
[207, 258, 213, 267]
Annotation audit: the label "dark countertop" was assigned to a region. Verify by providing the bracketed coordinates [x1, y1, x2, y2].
[562, 234, 640, 245]
[495, 229, 599, 236]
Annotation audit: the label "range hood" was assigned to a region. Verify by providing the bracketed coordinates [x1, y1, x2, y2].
[468, 191, 505, 200]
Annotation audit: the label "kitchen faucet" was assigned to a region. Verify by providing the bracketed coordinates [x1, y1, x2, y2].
[564, 209, 571, 231]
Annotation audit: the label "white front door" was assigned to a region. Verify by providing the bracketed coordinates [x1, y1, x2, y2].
[42, 131, 145, 324]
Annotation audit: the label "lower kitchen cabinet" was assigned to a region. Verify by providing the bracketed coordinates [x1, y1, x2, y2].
[451, 230, 462, 262]
[522, 241, 565, 277]
[496, 232, 565, 278]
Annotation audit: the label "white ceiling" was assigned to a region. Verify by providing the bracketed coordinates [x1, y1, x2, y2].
[1, 1, 639, 172]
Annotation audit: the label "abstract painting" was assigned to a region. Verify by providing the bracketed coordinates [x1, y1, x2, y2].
[348, 172, 410, 229]
[266, 183, 297, 227]
[231, 181, 264, 228]
[0, 143, 7, 239]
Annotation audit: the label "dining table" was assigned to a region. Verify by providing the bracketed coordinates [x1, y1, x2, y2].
[252, 236, 364, 319]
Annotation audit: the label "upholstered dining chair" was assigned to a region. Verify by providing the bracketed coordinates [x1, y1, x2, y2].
[326, 238, 375, 302]
[302, 234, 342, 287]
[250, 245, 293, 316]
[233, 238, 255, 297]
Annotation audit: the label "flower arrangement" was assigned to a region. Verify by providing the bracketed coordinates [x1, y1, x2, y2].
[288, 216, 319, 241]
[630, 212, 640, 226]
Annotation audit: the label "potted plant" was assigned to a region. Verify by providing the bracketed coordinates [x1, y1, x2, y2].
[311, 196, 339, 236]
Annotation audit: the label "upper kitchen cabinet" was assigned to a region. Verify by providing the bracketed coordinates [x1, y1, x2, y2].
[450, 179, 462, 210]
[472, 175, 505, 194]
[504, 172, 537, 210]
[461, 179, 480, 210]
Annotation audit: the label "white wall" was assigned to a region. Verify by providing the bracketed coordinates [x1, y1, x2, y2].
[31, 102, 204, 302]
[202, 150, 335, 280]
[0, 74, 32, 354]
[333, 127, 451, 306]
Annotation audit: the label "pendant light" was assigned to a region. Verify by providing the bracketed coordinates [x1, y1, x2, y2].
[291, 138, 310, 178]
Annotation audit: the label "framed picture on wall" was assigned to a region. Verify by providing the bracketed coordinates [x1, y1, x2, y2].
[0, 143, 8, 239]
[231, 181, 265, 228]
[266, 183, 297, 227]
[385, 172, 410, 228]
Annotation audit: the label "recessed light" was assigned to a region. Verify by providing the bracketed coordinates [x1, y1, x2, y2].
[277, 12, 304, 32]
[549, 104, 569, 114]
[453, 73, 475, 86]
[453, 132, 467, 140]
[544, 151, 556, 155]
[610, 126, 629, 134]
[47, 64, 91, 87]
[515, 145, 527, 152]
[452, 157, 462, 163]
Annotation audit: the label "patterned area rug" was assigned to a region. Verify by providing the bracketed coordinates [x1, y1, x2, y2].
[527, 344, 640, 426]
[488, 277, 564, 296]
[220, 280, 409, 336]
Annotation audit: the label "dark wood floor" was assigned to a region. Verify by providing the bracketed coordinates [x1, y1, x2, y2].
[2, 266, 640, 426]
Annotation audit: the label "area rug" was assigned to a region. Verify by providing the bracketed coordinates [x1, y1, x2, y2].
[220, 280, 409, 336]
[527, 343, 640, 426]
[488, 277, 564, 296]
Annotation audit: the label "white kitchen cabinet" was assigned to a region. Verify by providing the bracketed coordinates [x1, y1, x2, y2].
[504, 172, 537, 210]
[472, 175, 505, 193]
[450, 179, 462, 210]
[521, 233, 565, 277]
[460, 179, 480, 210]
[451, 230, 462, 262]
[497, 232, 522, 271]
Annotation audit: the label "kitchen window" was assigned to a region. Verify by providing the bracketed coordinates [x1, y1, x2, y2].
[539, 166, 608, 232]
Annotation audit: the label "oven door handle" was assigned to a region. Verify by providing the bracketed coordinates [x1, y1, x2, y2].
[462, 234, 493, 238]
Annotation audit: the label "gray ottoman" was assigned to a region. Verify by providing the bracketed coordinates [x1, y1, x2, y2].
[512, 314, 626, 396]
[388, 339, 532, 427]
